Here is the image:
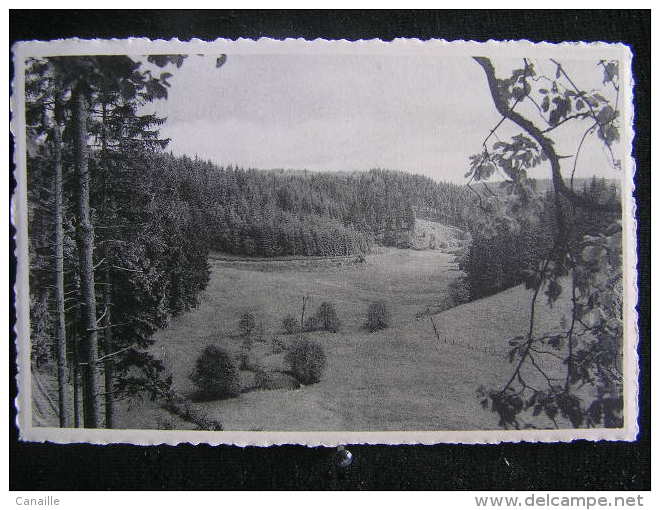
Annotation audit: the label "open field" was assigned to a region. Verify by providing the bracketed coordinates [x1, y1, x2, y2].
[111, 244, 573, 432]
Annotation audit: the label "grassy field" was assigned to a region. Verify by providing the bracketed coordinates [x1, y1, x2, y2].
[112, 242, 574, 432]
[31, 240, 575, 431]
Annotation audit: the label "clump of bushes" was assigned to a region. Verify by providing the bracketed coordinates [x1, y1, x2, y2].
[366, 301, 390, 331]
[300, 301, 340, 333]
[285, 338, 327, 385]
[282, 314, 300, 334]
[189, 345, 240, 399]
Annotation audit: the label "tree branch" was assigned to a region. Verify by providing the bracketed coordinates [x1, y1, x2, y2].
[472, 57, 619, 213]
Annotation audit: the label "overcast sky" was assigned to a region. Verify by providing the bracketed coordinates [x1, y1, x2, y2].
[142, 54, 621, 184]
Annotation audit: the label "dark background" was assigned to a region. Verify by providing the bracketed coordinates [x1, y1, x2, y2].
[9, 9, 651, 490]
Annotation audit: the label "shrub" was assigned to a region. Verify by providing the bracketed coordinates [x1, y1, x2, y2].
[189, 345, 240, 399]
[271, 336, 286, 354]
[316, 301, 340, 332]
[285, 338, 327, 385]
[303, 315, 320, 332]
[282, 314, 300, 335]
[366, 301, 390, 331]
[238, 312, 256, 337]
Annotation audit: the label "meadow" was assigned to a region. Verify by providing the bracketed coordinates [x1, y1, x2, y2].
[112, 240, 573, 432]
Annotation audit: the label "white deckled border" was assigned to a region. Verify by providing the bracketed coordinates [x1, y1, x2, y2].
[11, 37, 639, 446]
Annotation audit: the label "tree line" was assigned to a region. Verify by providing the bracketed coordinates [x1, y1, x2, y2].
[148, 156, 475, 257]
[460, 177, 619, 301]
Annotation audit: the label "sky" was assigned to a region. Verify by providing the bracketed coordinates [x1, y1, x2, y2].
[141, 54, 622, 184]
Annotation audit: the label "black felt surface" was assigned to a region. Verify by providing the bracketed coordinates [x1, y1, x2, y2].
[9, 9, 650, 491]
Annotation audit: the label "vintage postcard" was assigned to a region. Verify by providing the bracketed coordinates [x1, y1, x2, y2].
[11, 38, 638, 445]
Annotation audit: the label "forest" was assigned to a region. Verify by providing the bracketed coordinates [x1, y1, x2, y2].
[150, 156, 474, 257]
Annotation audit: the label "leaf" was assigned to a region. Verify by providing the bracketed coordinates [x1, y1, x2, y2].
[593, 93, 608, 104]
[598, 124, 620, 146]
[159, 72, 173, 87]
[603, 61, 619, 84]
[541, 96, 550, 112]
[148, 54, 188, 68]
[576, 99, 585, 110]
[147, 55, 171, 67]
[596, 105, 616, 123]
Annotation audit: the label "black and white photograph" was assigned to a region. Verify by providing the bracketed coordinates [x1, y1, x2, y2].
[11, 38, 638, 445]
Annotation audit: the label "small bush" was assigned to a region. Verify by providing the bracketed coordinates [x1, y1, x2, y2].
[271, 336, 286, 354]
[189, 345, 240, 399]
[316, 301, 340, 332]
[366, 301, 390, 331]
[303, 315, 320, 332]
[285, 338, 327, 385]
[282, 314, 300, 335]
[238, 312, 256, 337]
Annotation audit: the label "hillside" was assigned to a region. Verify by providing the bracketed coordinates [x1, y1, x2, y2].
[411, 218, 470, 251]
[106, 250, 571, 432]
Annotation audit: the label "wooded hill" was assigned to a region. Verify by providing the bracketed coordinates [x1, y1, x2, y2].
[156, 154, 475, 257]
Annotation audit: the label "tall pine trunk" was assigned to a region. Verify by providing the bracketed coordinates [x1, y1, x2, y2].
[103, 267, 114, 428]
[72, 86, 101, 428]
[52, 119, 71, 427]
[72, 322, 82, 428]
[100, 101, 115, 428]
